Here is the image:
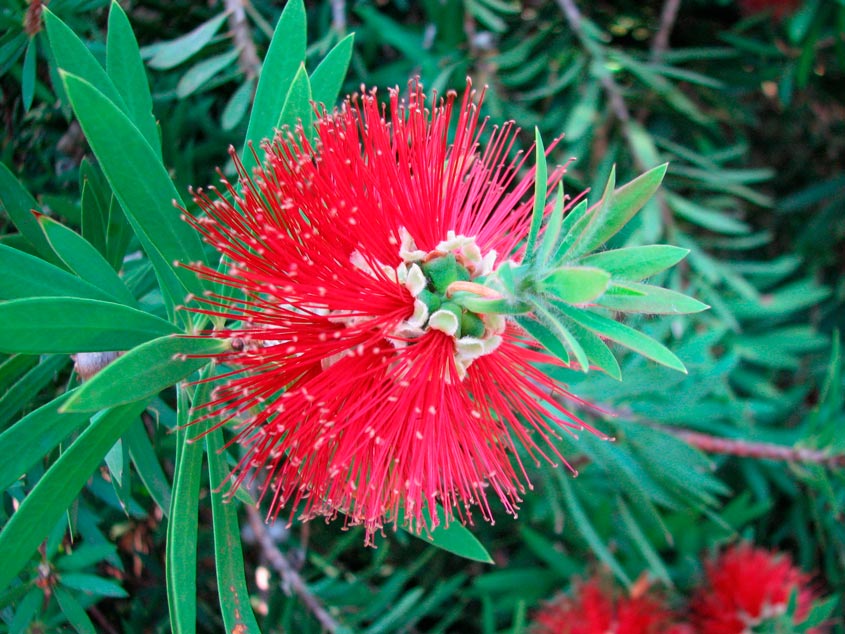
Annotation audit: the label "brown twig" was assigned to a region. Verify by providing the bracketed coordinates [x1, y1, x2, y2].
[331, 0, 347, 34]
[555, 0, 678, 235]
[245, 505, 343, 633]
[651, 0, 682, 62]
[555, 0, 630, 123]
[666, 428, 845, 469]
[225, 0, 261, 79]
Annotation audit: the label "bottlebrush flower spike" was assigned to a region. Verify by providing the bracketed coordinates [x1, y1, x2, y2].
[531, 576, 687, 634]
[739, 0, 801, 20]
[689, 543, 827, 634]
[180, 78, 691, 542]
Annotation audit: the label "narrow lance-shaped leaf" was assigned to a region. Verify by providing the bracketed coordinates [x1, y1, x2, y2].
[537, 183, 565, 268]
[310, 33, 355, 107]
[176, 49, 240, 99]
[125, 418, 172, 517]
[597, 282, 709, 315]
[578, 245, 689, 282]
[243, 0, 306, 169]
[61, 336, 230, 413]
[38, 215, 137, 306]
[106, 0, 161, 155]
[207, 428, 263, 632]
[0, 243, 116, 302]
[0, 298, 178, 354]
[0, 163, 63, 266]
[0, 390, 90, 492]
[277, 63, 313, 135]
[166, 385, 206, 634]
[524, 129, 547, 264]
[540, 266, 611, 304]
[146, 13, 229, 70]
[563, 318, 622, 380]
[533, 302, 590, 372]
[44, 8, 127, 111]
[0, 399, 149, 591]
[402, 505, 494, 564]
[554, 302, 687, 373]
[515, 315, 570, 365]
[570, 163, 668, 259]
[60, 72, 207, 302]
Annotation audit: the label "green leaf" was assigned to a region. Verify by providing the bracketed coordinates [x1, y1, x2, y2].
[277, 63, 313, 134]
[0, 399, 148, 590]
[537, 184, 565, 267]
[38, 216, 137, 305]
[44, 8, 127, 110]
[0, 390, 89, 492]
[106, 0, 160, 155]
[80, 163, 109, 258]
[578, 245, 689, 281]
[524, 129, 547, 264]
[57, 544, 119, 571]
[559, 473, 631, 586]
[0, 355, 68, 428]
[310, 33, 355, 107]
[0, 244, 116, 301]
[533, 302, 590, 372]
[59, 572, 128, 598]
[616, 497, 672, 585]
[167, 385, 205, 634]
[21, 37, 36, 111]
[61, 72, 207, 303]
[554, 303, 687, 372]
[177, 49, 239, 98]
[54, 587, 96, 634]
[514, 315, 569, 365]
[147, 13, 229, 70]
[665, 192, 751, 235]
[598, 282, 709, 314]
[0, 163, 63, 266]
[243, 0, 306, 167]
[126, 419, 172, 517]
[563, 318, 622, 379]
[61, 335, 229, 413]
[540, 266, 611, 304]
[404, 505, 494, 564]
[570, 164, 668, 259]
[222, 77, 254, 131]
[207, 427, 262, 632]
[0, 297, 178, 354]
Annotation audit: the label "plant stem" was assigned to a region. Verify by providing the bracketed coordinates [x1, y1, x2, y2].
[651, 0, 682, 62]
[245, 505, 344, 633]
[666, 427, 845, 468]
[225, 0, 261, 79]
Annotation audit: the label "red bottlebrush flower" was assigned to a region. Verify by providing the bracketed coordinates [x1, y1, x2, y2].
[182, 79, 599, 541]
[689, 543, 825, 634]
[531, 577, 684, 634]
[739, 0, 801, 20]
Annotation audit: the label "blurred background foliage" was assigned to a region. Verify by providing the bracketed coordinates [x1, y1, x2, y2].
[0, 0, 843, 632]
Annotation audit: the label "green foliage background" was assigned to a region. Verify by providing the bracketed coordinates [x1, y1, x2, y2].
[0, 0, 843, 632]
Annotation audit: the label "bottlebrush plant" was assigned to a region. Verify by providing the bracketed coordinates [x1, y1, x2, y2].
[0, 0, 842, 632]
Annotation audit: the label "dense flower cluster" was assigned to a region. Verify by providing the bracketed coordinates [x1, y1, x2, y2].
[531, 577, 690, 634]
[183, 80, 599, 540]
[690, 543, 824, 634]
[739, 0, 801, 20]
[531, 544, 829, 634]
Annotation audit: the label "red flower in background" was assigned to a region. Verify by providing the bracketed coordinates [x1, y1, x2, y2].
[531, 577, 687, 634]
[690, 543, 825, 633]
[183, 80, 599, 541]
[739, 0, 801, 20]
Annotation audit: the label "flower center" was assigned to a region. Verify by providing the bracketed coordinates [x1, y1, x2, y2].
[389, 228, 506, 379]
